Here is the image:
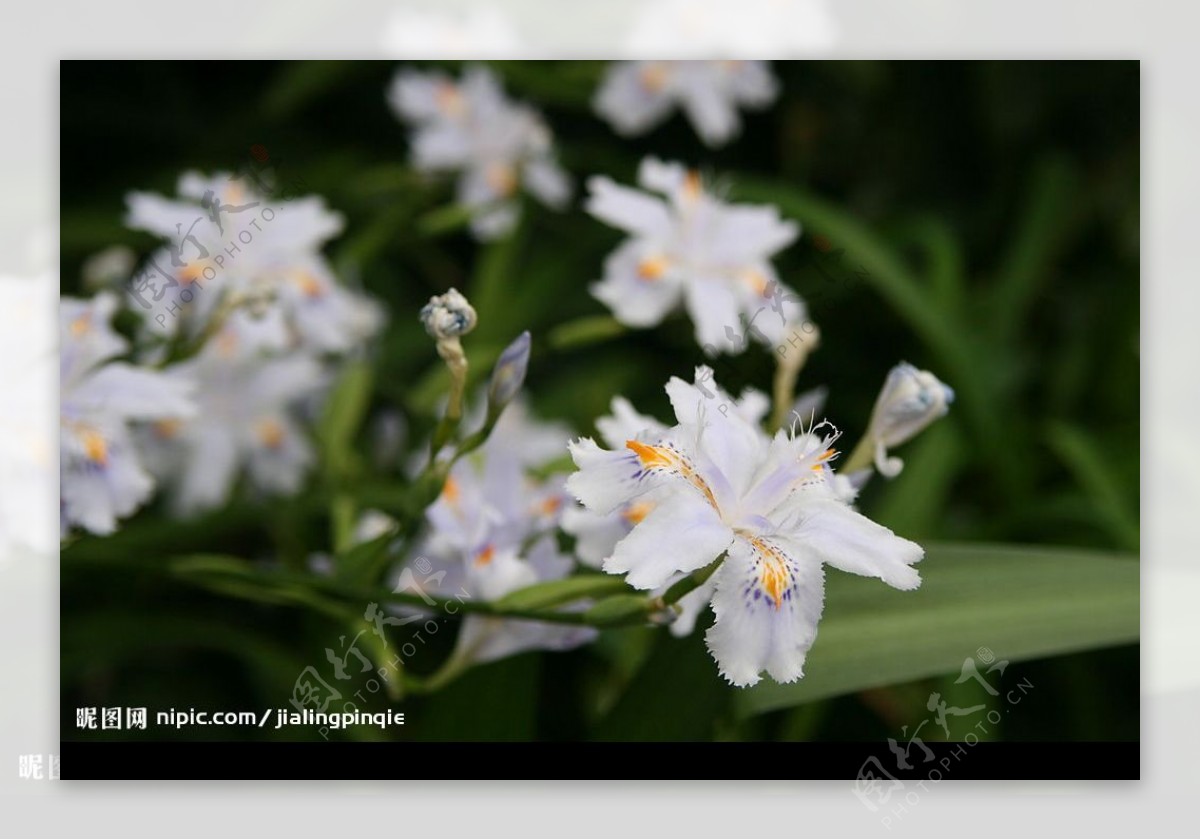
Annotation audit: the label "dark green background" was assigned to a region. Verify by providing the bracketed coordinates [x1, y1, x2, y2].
[61, 61, 1139, 742]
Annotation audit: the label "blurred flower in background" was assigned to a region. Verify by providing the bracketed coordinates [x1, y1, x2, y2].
[401, 399, 593, 672]
[138, 334, 326, 516]
[56, 168, 383, 530]
[387, 65, 572, 240]
[586, 157, 804, 354]
[125, 171, 381, 354]
[595, 61, 779, 147]
[60, 293, 195, 535]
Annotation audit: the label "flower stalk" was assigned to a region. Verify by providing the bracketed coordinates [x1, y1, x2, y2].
[769, 322, 820, 431]
[420, 288, 477, 453]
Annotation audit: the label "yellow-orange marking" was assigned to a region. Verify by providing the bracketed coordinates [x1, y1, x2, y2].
[180, 262, 206, 284]
[294, 272, 325, 299]
[749, 537, 791, 610]
[215, 328, 239, 358]
[621, 500, 655, 526]
[154, 419, 182, 439]
[625, 439, 720, 512]
[639, 63, 669, 93]
[436, 82, 465, 116]
[742, 269, 770, 297]
[811, 448, 837, 472]
[485, 162, 518, 196]
[256, 418, 286, 449]
[81, 429, 108, 466]
[637, 255, 670, 281]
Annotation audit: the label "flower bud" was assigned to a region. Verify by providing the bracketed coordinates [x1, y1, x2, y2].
[487, 331, 531, 412]
[420, 287, 477, 340]
[866, 363, 954, 477]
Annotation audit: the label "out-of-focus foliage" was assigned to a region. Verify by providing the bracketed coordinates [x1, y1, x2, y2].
[60, 61, 1138, 742]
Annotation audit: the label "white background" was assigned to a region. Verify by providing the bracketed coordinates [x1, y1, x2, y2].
[1, 0, 1190, 836]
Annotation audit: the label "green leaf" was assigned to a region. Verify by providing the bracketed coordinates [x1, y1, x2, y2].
[989, 155, 1081, 344]
[489, 60, 604, 107]
[735, 541, 1138, 717]
[891, 215, 966, 318]
[416, 202, 478, 236]
[332, 528, 399, 587]
[1044, 422, 1140, 552]
[592, 628, 730, 741]
[332, 203, 415, 272]
[547, 314, 628, 350]
[169, 554, 351, 620]
[61, 607, 307, 697]
[469, 213, 526, 338]
[167, 553, 403, 701]
[407, 655, 542, 742]
[493, 574, 632, 611]
[317, 359, 373, 479]
[870, 420, 965, 540]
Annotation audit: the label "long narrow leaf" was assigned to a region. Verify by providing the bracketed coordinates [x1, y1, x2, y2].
[736, 541, 1138, 717]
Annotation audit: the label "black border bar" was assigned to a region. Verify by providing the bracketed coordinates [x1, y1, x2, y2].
[60, 740, 1138, 780]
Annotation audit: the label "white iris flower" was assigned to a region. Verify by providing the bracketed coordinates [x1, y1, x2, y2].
[562, 371, 770, 638]
[139, 323, 325, 516]
[567, 367, 923, 687]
